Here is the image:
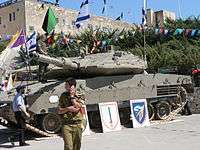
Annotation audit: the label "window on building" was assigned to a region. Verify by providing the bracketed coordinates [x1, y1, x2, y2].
[29, 26, 34, 32]
[72, 21, 75, 25]
[9, 13, 12, 22]
[13, 12, 15, 21]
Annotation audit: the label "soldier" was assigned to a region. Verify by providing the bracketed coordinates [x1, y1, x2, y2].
[177, 86, 192, 115]
[12, 85, 30, 146]
[36, 33, 49, 83]
[90, 32, 101, 54]
[58, 78, 84, 150]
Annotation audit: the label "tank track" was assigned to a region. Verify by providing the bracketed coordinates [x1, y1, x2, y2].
[0, 101, 186, 137]
[0, 117, 9, 127]
[151, 102, 186, 124]
[165, 102, 186, 121]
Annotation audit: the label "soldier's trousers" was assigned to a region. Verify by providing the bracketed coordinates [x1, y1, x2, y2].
[38, 62, 48, 82]
[62, 124, 82, 150]
[14, 111, 26, 145]
[183, 101, 192, 115]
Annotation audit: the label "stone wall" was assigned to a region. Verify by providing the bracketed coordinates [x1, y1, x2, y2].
[189, 87, 200, 114]
[146, 9, 176, 28]
[0, 0, 134, 36]
[0, 0, 25, 35]
[25, 0, 135, 35]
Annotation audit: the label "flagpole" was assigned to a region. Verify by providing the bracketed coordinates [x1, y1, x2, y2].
[143, 28, 146, 62]
[178, 0, 182, 19]
[22, 29, 32, 91]
[105, 1, 107, 18]
[143, 0, 147, 63]
[102, 0, 108, 25]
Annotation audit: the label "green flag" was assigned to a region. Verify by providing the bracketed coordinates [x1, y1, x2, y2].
[42, 7, 57, 34]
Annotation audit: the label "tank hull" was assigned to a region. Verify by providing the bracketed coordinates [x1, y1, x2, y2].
[0, 73, 193, 133]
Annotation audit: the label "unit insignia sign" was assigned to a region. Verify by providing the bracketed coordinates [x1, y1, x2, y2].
[99, 102, 121, 133]
[130, 99, 150, 128]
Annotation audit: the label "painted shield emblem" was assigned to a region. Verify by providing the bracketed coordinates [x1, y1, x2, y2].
[132, 102, 146, 124]
[99, 103, 121, 131]
[100, 106, 118, 129]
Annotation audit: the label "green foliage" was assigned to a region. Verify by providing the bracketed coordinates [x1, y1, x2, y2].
[165, 16, 200, 29]
[0, 40, 9, 54]
[24, 17, 200, 74]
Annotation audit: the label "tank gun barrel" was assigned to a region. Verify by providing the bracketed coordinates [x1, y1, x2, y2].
[32, 53, 78, 70]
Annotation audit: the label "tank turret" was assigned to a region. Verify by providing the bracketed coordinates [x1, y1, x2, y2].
[32, 51, 147, 77]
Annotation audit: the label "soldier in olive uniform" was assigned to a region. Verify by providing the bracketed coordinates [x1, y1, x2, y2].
[36, 34, 49, 83]
[177, 86, 192, 115]
[58, 78, 84, 150]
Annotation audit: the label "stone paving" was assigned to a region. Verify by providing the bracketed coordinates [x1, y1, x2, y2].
[0, 114, 200, 150]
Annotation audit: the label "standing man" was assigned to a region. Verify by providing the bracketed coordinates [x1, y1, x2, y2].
[12, 85, 30, 146]
[90, 32, 101, 54]
[178, 86, 192, 115]
[36, 34, 49, 83]
[58, 78, 84, 150]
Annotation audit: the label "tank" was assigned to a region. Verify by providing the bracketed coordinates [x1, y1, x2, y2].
[0, 50, 193, 134]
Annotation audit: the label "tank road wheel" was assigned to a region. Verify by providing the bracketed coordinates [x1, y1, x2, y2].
[148, 103, 155, 121]
[156, 101, 171, 120]
[41, 113, 62, 134]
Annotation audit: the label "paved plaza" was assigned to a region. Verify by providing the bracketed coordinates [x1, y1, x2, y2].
[0, 114, 200, 150]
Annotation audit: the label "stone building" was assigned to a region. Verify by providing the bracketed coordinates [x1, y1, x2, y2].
[0, 0, 134, 36]
[147, 9, 176, 28]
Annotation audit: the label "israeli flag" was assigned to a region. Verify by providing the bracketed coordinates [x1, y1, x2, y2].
[75, 0, 90, 28]
[142, 0, 147, 26]
[26, 31, 37, 52]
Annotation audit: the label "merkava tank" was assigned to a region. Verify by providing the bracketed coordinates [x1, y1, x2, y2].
[0, 50, 193, 133]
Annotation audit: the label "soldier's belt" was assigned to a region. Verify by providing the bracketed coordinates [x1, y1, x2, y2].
[64, 120, 82, 125]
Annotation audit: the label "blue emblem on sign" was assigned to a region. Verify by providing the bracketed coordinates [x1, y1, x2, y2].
[132, 102, 146, 124]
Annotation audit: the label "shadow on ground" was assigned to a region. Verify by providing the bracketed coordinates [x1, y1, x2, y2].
[0, 125, 61, 148]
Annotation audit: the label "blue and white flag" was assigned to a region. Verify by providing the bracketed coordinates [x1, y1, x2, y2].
[26, 31, 37, 52]
[75, 0, 90, 29]
[142, 0, 147, 26]
[102, 0, 106, 14]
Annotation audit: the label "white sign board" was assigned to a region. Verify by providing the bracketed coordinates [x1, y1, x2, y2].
[130, 99, 150, 128]
[99, 102, 121, 133]
[80, 105, 91, 136]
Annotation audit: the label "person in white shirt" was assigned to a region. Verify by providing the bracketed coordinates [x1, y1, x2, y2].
[12, 85, 30, 146]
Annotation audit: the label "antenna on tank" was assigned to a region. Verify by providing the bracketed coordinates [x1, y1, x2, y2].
[178, 0, 182, 19]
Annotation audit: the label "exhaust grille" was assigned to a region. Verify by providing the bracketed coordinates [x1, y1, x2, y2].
[157, 85, 178, 96]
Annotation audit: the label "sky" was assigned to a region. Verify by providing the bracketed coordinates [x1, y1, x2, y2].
[52, 0, 200, 24]
[1, 0, 200, 24]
